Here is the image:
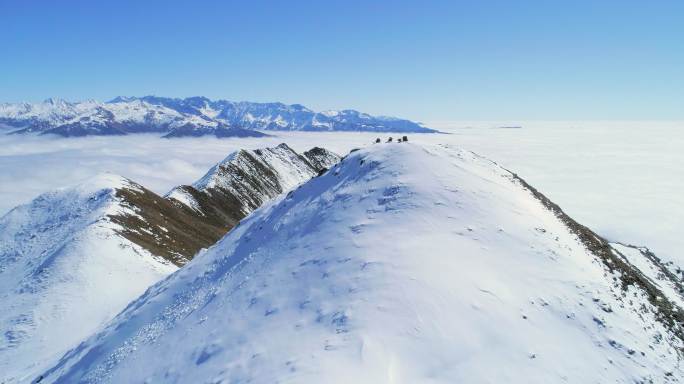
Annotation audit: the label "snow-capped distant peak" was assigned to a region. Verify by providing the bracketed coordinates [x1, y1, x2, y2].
[0, 96, 434, 137]
[320, 110, 340, 117]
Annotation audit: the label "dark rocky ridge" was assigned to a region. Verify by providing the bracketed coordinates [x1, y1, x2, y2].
[614, 243, 684, 293]
[303, 147, 341, 171]
[108, 144, 340, 266]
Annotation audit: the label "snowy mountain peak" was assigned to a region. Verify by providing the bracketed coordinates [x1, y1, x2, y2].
[0, 174, 176, 382]
[43, 97, 66, 106]
[303, 146, 341, 171]
[192, 142, 311, 190]
[68, 173, 134, 195]
[107, 96, 137, 103]
[168, 143, 340, 226]
[34, 143, 683, 383]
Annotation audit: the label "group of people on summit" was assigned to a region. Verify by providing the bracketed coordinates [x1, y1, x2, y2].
[374, 135, 408, 144]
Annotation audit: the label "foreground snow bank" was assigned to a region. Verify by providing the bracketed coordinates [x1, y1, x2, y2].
[38, 143, 683, 383]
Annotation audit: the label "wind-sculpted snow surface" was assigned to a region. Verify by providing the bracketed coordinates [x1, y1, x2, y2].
[0, 175, 176, 383]
[36, 144, 683, 383]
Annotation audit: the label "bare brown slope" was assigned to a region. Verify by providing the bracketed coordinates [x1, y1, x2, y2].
[109, 182, 227, 266]
[108, 145, 341, 266]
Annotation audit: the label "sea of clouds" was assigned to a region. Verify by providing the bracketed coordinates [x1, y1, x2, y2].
[1, 122, 682, 265]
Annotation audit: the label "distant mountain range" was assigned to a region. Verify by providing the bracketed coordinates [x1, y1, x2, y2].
[0, 96, 434, 137]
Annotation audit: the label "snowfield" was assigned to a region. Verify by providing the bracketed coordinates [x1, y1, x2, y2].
[0, 175, 177, 383]
[35, 143, 683, 383]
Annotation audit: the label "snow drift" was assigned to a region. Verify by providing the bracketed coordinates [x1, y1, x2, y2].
[35, 143, 684, 383]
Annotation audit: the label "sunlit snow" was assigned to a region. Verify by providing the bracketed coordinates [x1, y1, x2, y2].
[36, 143, 682, 383]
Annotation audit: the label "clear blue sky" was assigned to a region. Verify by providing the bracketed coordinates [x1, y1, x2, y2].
[1, 0, 682, 121]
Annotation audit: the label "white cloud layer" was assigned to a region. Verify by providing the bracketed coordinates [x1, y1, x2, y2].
[1, 122, 682, 265]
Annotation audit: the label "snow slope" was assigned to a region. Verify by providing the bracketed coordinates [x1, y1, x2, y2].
[0, 175, 177, 383]
[0, 145, 341, 383]
[36, 143, 684, 383]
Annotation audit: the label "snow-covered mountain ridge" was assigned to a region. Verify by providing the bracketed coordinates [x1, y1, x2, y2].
[167, 144, 339, 221]
[0, 97, 433, 137]
[0, 144, 340, 383]
[0, 174, 177, 383]
[34, 143, 684, 383]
